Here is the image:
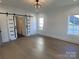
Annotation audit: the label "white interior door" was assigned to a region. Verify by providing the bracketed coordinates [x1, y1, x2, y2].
[0, 14, 9, 42]
[0, 31, 2, 44]
[25, 16, 37, 36]
[0, 18, 2, 44]
[7, 15, 17, 40]
[30, 16, 37, 35]
[25, 17, 31, 36]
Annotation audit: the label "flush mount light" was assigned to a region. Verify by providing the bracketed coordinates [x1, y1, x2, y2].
[23, 0, 53, 9]
[23, 0, 43, 9]
[32, 0, 53, 9]
[32, 0, 43, 9]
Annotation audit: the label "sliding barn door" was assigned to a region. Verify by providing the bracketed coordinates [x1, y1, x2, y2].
[7, 15, 17, 40]
[0, 16, 2, 44]
[25, 16, 37, 36]
[0, 14, 9, 42]
[25, 17, 31, 36]
[0, 27, 2, 44]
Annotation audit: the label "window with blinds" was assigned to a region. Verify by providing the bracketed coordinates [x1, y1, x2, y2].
[68, 15, 79, 35]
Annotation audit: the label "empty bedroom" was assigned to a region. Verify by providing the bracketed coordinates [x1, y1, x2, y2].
[0, 0, 79, 59]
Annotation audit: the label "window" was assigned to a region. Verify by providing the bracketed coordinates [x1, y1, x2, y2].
[68, 15, 79, 35]
[38, 17, 44, 30]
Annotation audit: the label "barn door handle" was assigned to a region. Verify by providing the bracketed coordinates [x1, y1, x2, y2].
[0, 30, 1, 32]
[26, 25, 28, 28]
[14, 26, 16, 29]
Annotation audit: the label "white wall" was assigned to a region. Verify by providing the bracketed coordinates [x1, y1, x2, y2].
[38, 5, 79, 44]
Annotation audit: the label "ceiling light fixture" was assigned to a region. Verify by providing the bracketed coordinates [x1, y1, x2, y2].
[33, 0, 42, 9]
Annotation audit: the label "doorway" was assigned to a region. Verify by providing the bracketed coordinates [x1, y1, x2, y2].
[16, 16, 26, 38]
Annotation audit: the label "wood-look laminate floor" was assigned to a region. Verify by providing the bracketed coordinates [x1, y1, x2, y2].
[0, 35, 79, 59]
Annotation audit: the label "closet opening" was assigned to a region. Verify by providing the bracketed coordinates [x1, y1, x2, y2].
[16, 16, 26, 38]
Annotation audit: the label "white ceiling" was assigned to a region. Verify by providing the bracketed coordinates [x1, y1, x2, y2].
[0, 0, 79, 12]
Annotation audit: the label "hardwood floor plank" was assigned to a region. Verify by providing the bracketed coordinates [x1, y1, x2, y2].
[0, 36, 79, 59]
